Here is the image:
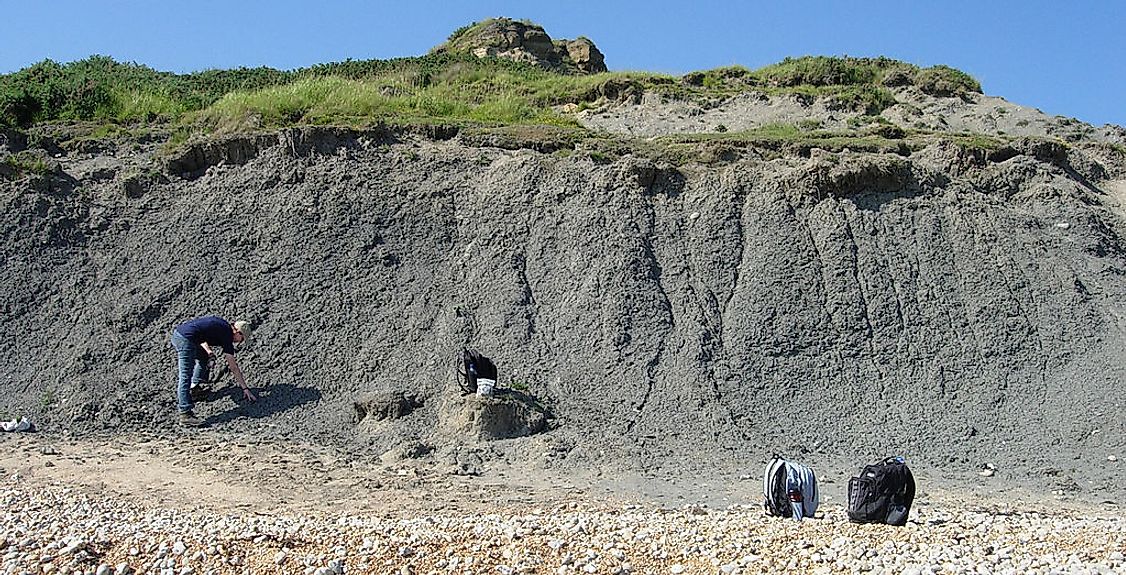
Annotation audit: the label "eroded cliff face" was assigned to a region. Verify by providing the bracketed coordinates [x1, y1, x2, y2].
[1, 128, 1124, 494]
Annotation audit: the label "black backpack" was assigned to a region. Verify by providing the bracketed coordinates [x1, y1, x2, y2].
[847, 456, 916, 526]
[456, 349, 497, 395]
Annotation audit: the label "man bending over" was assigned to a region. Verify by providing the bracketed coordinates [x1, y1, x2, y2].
[170, 315, 257, 427]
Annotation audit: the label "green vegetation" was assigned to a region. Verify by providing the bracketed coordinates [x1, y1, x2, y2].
[947, 133, 1007, 152]
[677, 57, 979, 115]
[757, 56, 883, 87]
[0, 51, 987, 159]
[187, 61, 620, 136]
[913, 65, 982, 97]
[2, 150, 51, 178]
[640, 121, 943, 164]
[0, 55, 289, 127]
[0, 53, 631, 136]
[39, 390, 56, 410]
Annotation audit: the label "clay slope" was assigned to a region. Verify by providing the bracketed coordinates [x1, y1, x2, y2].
[1, 127, 1124, 498]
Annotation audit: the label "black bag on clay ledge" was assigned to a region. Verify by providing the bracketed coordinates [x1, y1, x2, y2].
[457, 349, 497, 395]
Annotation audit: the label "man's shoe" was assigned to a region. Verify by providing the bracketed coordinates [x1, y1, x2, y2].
[178, 411, 205, 428]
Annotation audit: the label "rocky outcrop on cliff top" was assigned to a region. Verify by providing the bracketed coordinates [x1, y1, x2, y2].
[433, 17, 607, 74]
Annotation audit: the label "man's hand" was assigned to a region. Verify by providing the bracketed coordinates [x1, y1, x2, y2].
[242, 387, 257, 402]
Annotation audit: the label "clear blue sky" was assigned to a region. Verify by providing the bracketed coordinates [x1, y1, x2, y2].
[3, 1, 1123, 127]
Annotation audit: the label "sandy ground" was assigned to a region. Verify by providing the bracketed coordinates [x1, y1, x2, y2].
[2, 431, 1120, 521]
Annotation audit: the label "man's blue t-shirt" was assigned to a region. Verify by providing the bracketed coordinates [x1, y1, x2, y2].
[175, 315, 236, 354]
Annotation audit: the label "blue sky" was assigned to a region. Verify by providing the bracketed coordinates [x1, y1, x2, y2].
[4, 1, 1123, 127]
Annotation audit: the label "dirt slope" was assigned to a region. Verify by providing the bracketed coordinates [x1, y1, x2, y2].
[577, 86, 1126, 144]
[1, 125, 1124, 501]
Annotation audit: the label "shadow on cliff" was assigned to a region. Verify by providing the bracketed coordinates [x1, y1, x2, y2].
[803, 154, 937, 211]
[203, 383, 322, 426]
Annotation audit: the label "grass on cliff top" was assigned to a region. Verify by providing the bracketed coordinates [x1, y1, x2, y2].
[190, 69, 615, 134]
[0, 53, 982, 138]
[186, 55, 981, 135]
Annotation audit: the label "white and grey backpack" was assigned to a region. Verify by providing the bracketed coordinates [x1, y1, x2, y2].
[762, 454, 819, 520]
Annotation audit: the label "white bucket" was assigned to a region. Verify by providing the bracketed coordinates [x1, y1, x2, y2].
[476, 378, 496, 397]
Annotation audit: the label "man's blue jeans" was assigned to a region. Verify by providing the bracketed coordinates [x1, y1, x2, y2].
[170, 330, 209, 413]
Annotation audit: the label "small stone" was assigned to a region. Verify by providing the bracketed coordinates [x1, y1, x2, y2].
[116, 563, 134, 575]
[398, 546, 414, 557]
[1109, 455, 1118, 462]
[671, 565, 685, 574]
[274, 551, 287, 565]
[96, 565, 111, 575]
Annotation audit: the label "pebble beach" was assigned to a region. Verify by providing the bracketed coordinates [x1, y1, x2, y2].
[3, 484, 1124, 575]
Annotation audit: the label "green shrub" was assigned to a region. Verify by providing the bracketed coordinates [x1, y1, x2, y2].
[798, 119, 823, 131]
[828, 84, 898, 115]
[0, 56, 296, 128]
[756, 56, 881, 88]
[745, 56, 981, 100]
[681, 66, 753, 90]
[880, 64, 916, 87]
[950, 133, 1005, 151]
[113, 87, 185, 121]
[0, 59, 69, 126]
[3, 150, 51, 177]
[914, 65, 982, 97]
